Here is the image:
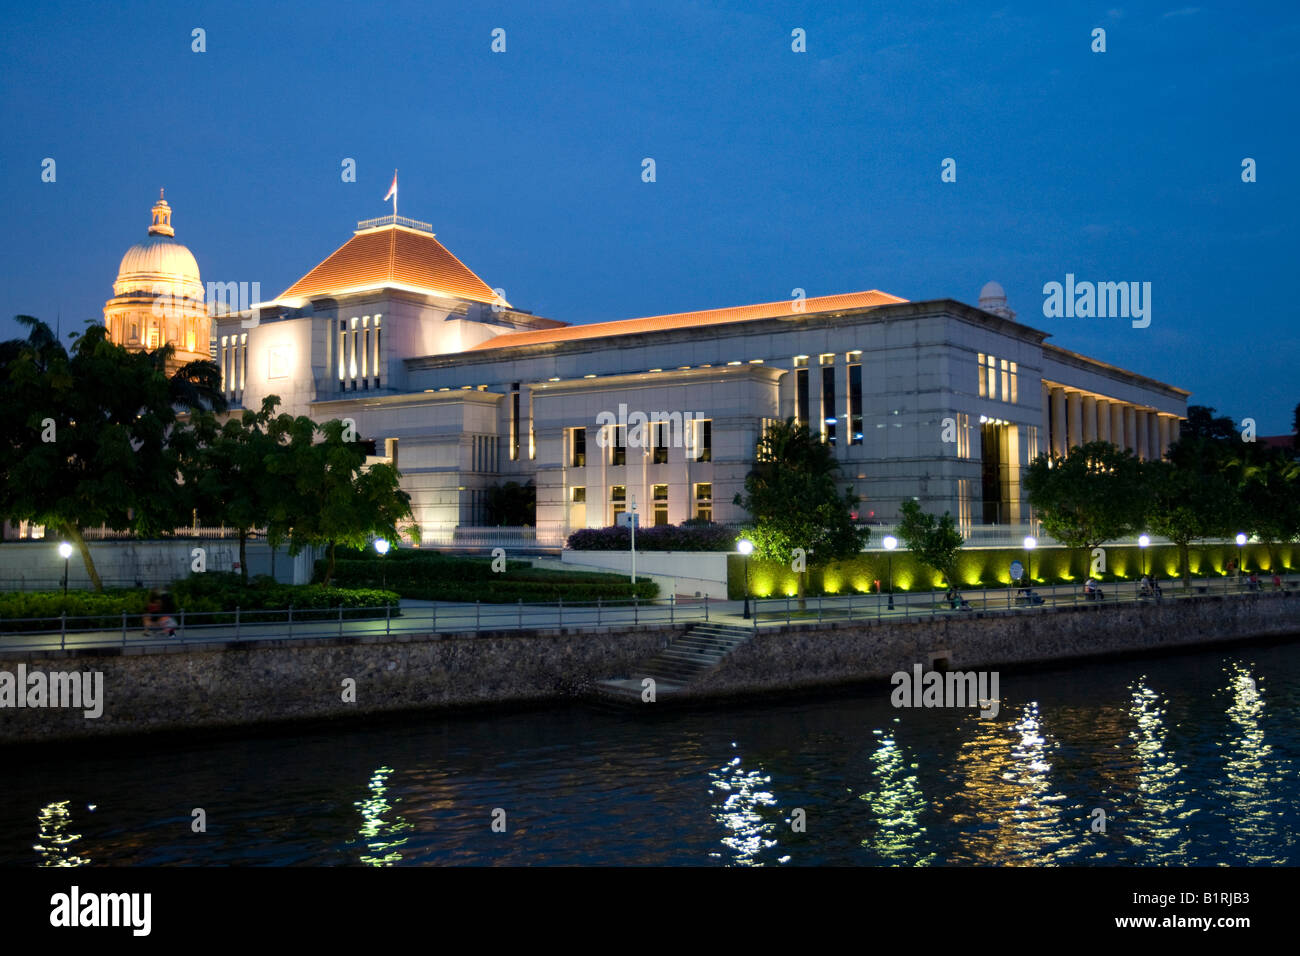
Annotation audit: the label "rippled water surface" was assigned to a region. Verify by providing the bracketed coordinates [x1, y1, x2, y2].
[4, 640, 1299, 866]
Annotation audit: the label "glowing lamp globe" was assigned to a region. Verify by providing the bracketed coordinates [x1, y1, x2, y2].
[58, 542, 74, 560]
[883, 535, 898, 551]
[374, 539, 391, 556]
[737, 539, 754, 556]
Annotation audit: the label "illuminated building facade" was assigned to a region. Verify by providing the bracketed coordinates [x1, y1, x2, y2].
[206, 214, 1189, 544]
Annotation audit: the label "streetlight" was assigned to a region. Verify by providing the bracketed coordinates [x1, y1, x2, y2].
[1023, 536, 1037, 586]
[374, 538, 390, 588]
[738, 539, 754, 619]
[1138, 534, 1150, 577]
[57, 542, 73, 596]
[1235, 532, 1247, 583]
[883, 535, 898, 609]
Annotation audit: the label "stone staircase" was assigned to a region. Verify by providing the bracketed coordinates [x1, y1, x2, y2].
[595, 621, 754, 702]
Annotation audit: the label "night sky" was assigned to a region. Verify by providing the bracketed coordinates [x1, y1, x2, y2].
[2, 1, 1296, 430]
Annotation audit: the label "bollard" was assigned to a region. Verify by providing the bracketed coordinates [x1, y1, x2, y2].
[669, 593, 674, 625]
[121, 610, 127, 644]
[385, 601, 391, 636]
[704, 594, 709, 622]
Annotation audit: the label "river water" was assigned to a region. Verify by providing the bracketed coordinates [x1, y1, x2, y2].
[3, 639, 1298, 866]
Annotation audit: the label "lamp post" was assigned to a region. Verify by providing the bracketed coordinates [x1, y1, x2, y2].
[374, 538, 390, 588]
[58, 542, 73, 596]
[1023, 536, 1036, 586]
[630, 497, 638, 585]
[1235, 532, 1247, 584]
[1138, 534, 1150, 578]
[883, 535, 897, 609]
[738, 538, 754, 619]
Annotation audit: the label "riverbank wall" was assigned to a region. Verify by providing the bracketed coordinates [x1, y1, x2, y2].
[3, 591, 1298, 743]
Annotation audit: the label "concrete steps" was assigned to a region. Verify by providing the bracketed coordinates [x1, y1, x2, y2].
[595, 621, 753, 701]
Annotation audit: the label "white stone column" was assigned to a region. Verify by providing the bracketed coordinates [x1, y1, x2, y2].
[1067, 391, 1083, 451]
[1110, 403, 1124, 449]
[1147, 412, 1161, 461]
[1082, 395, 1097, 444]
[1124, 406, 1137, 455]
[1097, 399, 1111, 443]
[1051, 387, 1067, 456]
[1041, 385, 1052, 457]
[1134, 408, 1149, 460]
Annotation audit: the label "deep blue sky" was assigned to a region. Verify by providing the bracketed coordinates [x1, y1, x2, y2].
[2, 1, 1296, 431]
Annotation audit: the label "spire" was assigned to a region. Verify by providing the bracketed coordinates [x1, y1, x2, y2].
[148, 189, 174, 237]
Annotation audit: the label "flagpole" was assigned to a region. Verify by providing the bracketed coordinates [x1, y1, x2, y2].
[393, 168, 398, 220]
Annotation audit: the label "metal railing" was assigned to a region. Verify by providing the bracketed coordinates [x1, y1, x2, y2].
[0, 595, 715, 652]
[743, 575, 1293, 628]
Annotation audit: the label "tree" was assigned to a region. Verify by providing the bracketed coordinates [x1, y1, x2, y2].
[267, 417, 418, 585]
[733, 418, 869, 605]
[1222, 442, 1300, 571]
[0, 318, 218, 591]
[1180, 405, 1237, 442]
[1146, 437, 1239, 587]
[1023, 441, 1148, 579]
[485, 480, 536, 526]
[185, 396, 283, 585]
[1293, 401, 1300, 451]
[896, 500, 965, 591]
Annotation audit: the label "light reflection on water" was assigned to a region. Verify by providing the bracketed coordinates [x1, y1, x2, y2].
[3, 641, 1299, 866]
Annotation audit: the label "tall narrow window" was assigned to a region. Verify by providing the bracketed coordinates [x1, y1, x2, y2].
[361, 316, 370, 387]
[987, 354, 997, 400]
[239, 334, 247, 391]
[794, 356, 809, 426]
[611, 485, 627, 523]
[978, 352, 987, 398]
[1009, 361, 1018, 404]
[510, 383, 520, 461]
[612, 426, 626, 466]
[338, 320, 346, 386]
[373, 315, 382, 387]
[1001, 358, 1009, 402]
[653, 484, 669, 526]
[821, 354, 836, 445]
[848, 361, 863, 445]
[572, 427, 586, 467]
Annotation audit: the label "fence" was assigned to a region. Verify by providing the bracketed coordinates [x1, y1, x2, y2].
[743, 575, 1292, 627]
[0, 595, 716, 652]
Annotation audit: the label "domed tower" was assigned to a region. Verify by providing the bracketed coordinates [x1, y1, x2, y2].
[978, 281, 1016, 321]
[104, 190, 210, 371]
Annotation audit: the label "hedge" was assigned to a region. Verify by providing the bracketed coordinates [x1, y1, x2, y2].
[566, 522, 738, 552]
[726, 542, 1296, 599]
[320, 553, 658, 602]
[0, 573, 399, 632]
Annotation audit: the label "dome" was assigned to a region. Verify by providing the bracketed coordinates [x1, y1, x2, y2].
[111, 192, 203, 301]
[978, 280, 1015, 320]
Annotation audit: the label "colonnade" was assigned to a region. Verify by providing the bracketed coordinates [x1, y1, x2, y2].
[1041, 383, 1177, 460]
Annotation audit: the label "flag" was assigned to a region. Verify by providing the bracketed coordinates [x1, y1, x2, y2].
[383, 171, 397, 203]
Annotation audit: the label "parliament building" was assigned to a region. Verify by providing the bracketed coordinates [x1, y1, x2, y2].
[105, 197, 1189, 546]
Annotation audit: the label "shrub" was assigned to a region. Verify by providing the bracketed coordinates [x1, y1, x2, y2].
[566, 521, 738, 552]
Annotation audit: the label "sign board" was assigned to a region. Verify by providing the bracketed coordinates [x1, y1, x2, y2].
[1010, 560, 1024, 581]
[616, 512, 640, 528]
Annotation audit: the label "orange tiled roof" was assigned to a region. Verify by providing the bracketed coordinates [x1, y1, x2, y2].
[467, 289, 907, 351]
[277, 224, 500, 305]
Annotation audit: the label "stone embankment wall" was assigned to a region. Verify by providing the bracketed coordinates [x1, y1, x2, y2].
[684, 590, 1300, 699]
[3, 592, 1298, 743]
[0, 627, 672, 743]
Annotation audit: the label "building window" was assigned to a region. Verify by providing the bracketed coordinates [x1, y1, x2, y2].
[1000, 359, 1009, 402]
[611, 485, 627, 523]
[510, 383, 520, 461]
[338, 320, 346, 387]
[572, 427, 586, 467]
[1009, 361, 1018, 404]
[652, 422, 668, 464]
[689, 418, 712, 462]
[848, 361, 863, 445]
[572, 486, 586, 503]
[653, 484, 669, 526]
[694, 483, 713, 522]
[611, 426, 626, 466]
[987, 354, 997, 400]
[820, 355, 836, 445]
[978, 352, 987, 398]
[794, 356, 809, 426]
[373, 315, 382, 387]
